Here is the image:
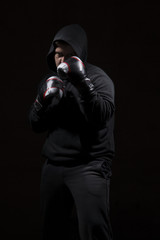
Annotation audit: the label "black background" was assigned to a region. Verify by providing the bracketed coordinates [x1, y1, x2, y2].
[2, 1, 160, 239]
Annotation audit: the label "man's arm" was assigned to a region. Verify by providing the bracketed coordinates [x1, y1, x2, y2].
[79, 69, 115, 127]
[29, 75, 64, 133]
[57, 57, 115, 128]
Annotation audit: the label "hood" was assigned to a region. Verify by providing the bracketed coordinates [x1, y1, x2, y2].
[47, 24, 88, 71]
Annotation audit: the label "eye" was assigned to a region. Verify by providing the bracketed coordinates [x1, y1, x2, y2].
[55, 52, 64, 58]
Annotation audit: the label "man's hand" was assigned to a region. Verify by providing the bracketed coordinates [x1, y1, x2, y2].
[57, 56, 87, 85]
[34, 76, 64, 112]
[57, 56, 94, 97]
[57, 56, 86, 83]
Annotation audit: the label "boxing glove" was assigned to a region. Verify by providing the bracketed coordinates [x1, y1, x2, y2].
[34, 76, 64, 112]
[57, 56, 95, 97]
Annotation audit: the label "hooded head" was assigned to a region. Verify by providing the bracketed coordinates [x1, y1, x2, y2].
[47, 24, 88, 71]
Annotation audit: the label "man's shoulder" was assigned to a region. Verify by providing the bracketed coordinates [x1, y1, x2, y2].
[86, 62, 104, 73]
[86, 62, 112, 82]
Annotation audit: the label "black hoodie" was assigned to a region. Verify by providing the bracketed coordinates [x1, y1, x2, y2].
[29, 24, 115, 163]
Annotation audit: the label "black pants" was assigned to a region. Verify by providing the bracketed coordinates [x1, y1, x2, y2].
[40, 159, 113, 240]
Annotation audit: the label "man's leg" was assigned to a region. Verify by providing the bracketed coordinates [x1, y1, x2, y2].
[65, 161, 113, 240]
[40, 160, 74, 240]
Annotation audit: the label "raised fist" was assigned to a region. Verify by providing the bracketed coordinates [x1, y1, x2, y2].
[57, 56, 87, 83]
[34, 76, 64, 112]
[57, 56, 94, 96]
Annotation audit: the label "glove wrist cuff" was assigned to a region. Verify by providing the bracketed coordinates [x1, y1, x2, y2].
[77, 77, 95, 98]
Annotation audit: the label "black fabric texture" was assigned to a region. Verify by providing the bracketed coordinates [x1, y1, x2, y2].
[29, 24, 115, 163]
[40, 159, 113, 240]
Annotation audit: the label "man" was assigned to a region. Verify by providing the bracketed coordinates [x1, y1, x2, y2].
[29, 24, 115, 240]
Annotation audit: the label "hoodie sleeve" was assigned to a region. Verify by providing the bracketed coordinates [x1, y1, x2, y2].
[79, 65, 115, 127]
[28, 104, 50, 133]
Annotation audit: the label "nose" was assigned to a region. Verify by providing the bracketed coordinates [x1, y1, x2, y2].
[60, 56, 65, 63]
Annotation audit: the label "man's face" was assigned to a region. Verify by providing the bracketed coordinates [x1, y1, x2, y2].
[54, 42, 76, 67]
